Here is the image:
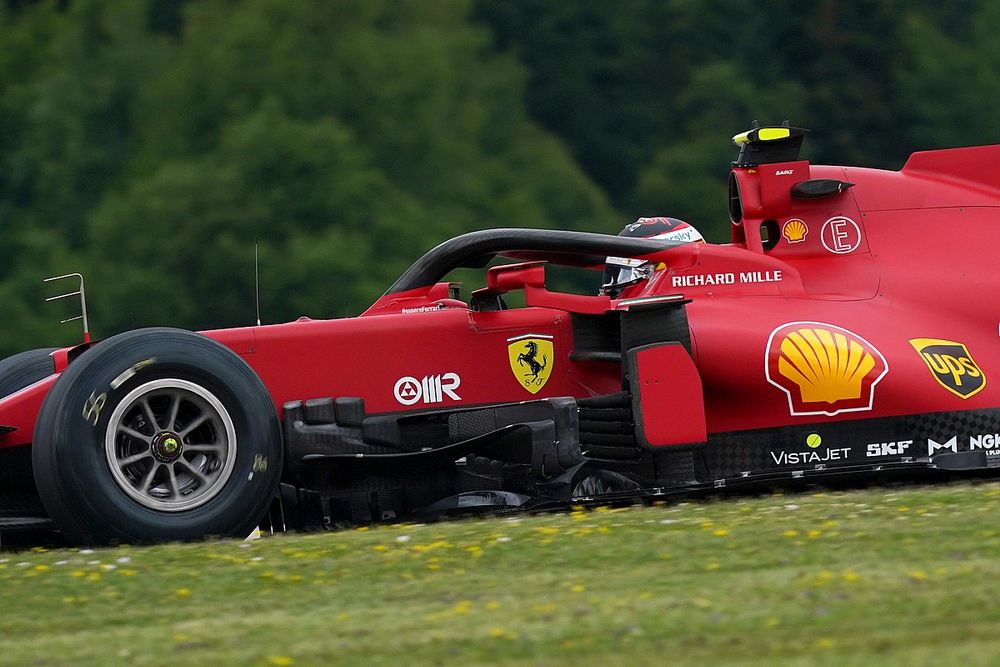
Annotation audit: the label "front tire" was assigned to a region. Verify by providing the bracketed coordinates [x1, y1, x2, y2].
[32, 328, 282, 544]
[0, 348, 57, 398]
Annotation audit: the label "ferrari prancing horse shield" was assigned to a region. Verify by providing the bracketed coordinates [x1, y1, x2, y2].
[507, 334, 554, 394]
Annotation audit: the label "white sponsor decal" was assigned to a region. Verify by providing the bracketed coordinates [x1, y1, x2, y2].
[970, 433, 1000, 455]
[658, 228, 701, 243]
[770, 448, 850, 465]
[400, 305, 442, 314]
[506, 333, 554, 342]
[394, 373, 462, 406]
[866, 440, 912, 457]
[672, 270, 782, 288]
[605, 256, 646, 268]
[927, 436, 958, 456]
[820, 216, 862, 254]
[775, 169, 794, 175]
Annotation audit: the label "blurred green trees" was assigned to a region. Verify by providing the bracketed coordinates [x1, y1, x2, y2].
[0, 0, 997, 354]
[0, 0, 614, 350]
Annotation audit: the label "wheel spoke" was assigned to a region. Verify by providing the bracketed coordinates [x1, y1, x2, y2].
[184, 443, 224, 454]
[180, 413, 210, 438]
[166, 393, 182, 432]
[140, 398, 159, 431]
[119, 426, 152, 444]
[118, 451, 152, 468]
[139, 463, 161, 493]
[177, 458, 209, 485]
[166, 465, 181, 500]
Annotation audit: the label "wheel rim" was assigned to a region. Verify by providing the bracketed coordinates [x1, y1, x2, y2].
[104, 378, 238, 512]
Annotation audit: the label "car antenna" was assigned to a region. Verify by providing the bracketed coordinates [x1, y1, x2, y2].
[44, 272, 91, 343]
[255, 241, 262, 326]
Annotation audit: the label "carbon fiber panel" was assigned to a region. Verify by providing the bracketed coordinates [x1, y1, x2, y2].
[702, 408, 1000, 479]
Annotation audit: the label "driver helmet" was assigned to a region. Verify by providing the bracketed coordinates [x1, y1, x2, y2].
[600, 217, 704, 297]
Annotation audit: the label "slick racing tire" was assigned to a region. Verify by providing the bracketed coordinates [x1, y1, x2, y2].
[32, 328, 282, 544]
[0, 348, 57, 398]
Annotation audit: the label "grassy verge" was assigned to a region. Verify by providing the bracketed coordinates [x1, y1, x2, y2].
[3, 482, 1000, 666]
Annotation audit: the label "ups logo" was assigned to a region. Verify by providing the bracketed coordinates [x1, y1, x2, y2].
[909, 338, 986, 399]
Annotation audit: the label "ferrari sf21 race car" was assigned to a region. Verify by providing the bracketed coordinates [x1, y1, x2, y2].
[2, 125, 999, 544]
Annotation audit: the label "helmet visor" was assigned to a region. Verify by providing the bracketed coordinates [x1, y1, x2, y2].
[600, 257, 653, 295]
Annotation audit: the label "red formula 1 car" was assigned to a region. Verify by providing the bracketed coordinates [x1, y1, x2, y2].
[2, 126, 999, 544]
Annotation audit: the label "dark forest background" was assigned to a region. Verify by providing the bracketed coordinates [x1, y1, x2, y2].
[2, 0, 996, 354]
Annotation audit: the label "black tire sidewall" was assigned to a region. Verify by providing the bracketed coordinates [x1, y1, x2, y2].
[32, 328, 281, 544]
[0, 348, 58, 398]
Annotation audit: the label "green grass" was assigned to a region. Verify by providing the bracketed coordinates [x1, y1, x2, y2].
[4, 482, 1000, 666]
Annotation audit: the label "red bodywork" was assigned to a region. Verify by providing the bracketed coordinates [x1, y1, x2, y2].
[3, 143, 1000, 457]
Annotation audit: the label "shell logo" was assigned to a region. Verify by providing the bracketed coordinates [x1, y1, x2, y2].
[765, 322, 888, 416]
[782, 218, 808, 244]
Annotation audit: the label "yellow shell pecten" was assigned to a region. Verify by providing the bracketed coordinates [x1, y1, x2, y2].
[782, 218, 808, 243]
[777, 327, 876, 403]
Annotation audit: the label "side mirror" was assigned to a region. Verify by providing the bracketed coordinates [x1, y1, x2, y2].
[486, 262, 546, 292]
[478, 261, 611, 315]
